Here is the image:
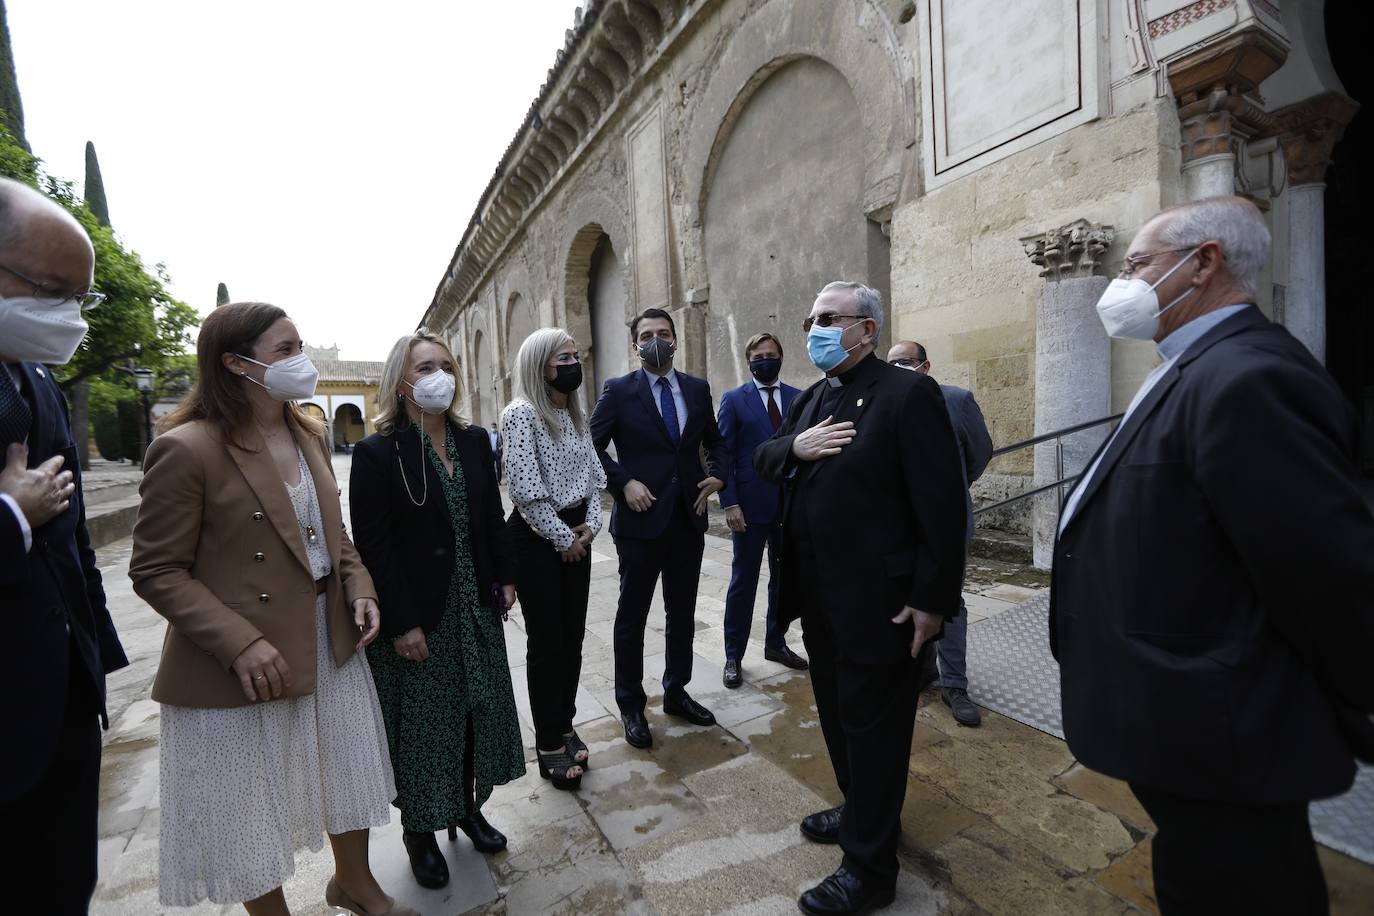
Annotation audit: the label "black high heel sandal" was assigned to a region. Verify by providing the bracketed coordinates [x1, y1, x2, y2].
[564, 731, 590, 771]
[447, 811, 507, 852]
[536, 747, 585, 791]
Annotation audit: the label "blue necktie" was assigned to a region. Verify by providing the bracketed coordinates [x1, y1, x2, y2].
[657, 377, 681, 446]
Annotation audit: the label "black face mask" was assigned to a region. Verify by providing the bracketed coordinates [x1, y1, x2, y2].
[637, 336, 675, 369]
[748, 357, 781, 383]
[547, 362, 583, 394]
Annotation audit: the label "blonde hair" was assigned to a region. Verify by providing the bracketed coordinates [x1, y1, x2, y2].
[373, 330, 467, 436]
[508, 327, 586, 439]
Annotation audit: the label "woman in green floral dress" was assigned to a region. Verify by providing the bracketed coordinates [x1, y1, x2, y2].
[349, 332, 525, 891]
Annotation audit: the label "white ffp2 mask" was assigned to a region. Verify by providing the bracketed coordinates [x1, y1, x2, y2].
[1095, 248, 1199, 340]
[0, 295, 89, 364]
[240, 351, 320, 401]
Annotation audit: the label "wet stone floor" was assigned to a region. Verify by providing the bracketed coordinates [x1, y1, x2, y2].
[92, 465, 1374, 914]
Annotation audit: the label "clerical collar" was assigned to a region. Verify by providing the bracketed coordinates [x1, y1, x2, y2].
[826, 353, 875, 386]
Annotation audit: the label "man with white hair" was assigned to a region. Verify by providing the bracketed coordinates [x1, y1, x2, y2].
[1052, 195, 1374, 914]
[0, 176, 128, 913]
[756, 281, 967, 915]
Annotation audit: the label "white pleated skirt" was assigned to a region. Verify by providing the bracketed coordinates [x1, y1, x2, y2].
[157, 596, 396, 906]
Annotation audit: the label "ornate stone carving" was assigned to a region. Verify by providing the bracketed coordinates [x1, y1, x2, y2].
[1167, 27, 1287, 164]
[1176, 84, 1276, 162]
[1019, 220, 1116, 281]
[1275, 91, 1361, 187]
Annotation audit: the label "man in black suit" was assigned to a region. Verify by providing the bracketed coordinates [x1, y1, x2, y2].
[756, 282, 967, 915]
[0, 177, 129, 913]
[1052, 196, 1374, 915]
[590, 307, 727, 748]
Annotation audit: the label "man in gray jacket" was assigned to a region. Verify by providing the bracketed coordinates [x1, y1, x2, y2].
[889, 340, 993, 726]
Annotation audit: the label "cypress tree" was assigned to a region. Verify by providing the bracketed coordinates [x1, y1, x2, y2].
[0, 0, 27, 152]
[216, 283, 230, 306]
[84, 141, 110, 226]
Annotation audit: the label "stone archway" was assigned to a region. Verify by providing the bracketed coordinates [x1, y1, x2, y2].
[505, 292, 538, 399]
[563, 221, 628, 396]
[472, 328, 496, 429]
[333, 403, 365, 450]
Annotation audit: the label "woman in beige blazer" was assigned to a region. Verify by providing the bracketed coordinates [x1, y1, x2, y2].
[130, 302, 413, 916]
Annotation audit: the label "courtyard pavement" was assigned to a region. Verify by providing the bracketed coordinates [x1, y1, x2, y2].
[90, 457, 1374, 915]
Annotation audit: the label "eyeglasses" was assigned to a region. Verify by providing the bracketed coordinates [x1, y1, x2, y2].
[802, 313, 866, 333]
[1115, 247, 1196, 280]
[0, 261, 106, 310]
[891, 358, 927, 370]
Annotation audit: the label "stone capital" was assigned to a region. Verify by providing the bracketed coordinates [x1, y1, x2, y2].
[1275, 92, 1361, 187]
[1019, 220, 1116, 281]
[1168, 27, 1287, 164]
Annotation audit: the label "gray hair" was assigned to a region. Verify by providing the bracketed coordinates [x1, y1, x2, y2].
[819, 280, 884, 337]
[374, 330, 467, 436]
[1153, 196, 1270, 299]
[507, 326, 586, 439]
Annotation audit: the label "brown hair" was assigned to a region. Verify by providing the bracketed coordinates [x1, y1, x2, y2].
[159, 301, 325, 447]
[744, 332, 784, 360]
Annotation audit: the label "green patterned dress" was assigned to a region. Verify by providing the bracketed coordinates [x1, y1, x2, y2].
[367, 425, 525, 832]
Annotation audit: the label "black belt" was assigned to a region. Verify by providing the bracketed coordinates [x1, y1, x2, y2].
[314, 575, 329, 596]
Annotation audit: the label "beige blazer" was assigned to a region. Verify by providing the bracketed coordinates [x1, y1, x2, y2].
[130, 417, 377, 708]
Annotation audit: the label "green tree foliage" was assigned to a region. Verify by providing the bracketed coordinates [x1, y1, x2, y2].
[216, 282, 230, 306]
[0, 1, 27, 152]
[83, 141, 110, 226]
[0, 121, 198, 393]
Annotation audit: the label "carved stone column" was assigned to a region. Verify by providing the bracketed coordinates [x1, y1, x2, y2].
[1020, 220, 1115, 570]
[1168, 30, 1287, 200]
[1275, 92, 1360, 363]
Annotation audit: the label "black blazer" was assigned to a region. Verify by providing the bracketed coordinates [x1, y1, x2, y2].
[755, 354, 968, 665]
[590, 368, 727, 539]
[1051, 306, 1374, 805]
[349, 420, 515, 639]
[1, 362, 128, 802]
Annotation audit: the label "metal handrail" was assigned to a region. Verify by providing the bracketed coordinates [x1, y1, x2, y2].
[973, 413, 1124, 518]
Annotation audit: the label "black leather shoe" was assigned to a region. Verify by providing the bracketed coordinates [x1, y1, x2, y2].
[798, 866, 895, 915]
[623, 710, 653, 748]
[764, 644, 809, 669]
[402, 830, 449, 889]
[723, 659, 742, 689]
[448, 810, 506, 853]
[799, 804, 843, 844]
[663, 692, 716, 726]
[942, 687, 982, 727]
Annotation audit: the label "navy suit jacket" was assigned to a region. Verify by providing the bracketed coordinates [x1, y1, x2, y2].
[717, 379, 799, 526]
[1, 362, 128, 802]
[590, 367, 727, 539]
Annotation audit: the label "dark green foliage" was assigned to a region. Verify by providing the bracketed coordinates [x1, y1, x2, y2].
[216, 282, 230, 306]
[92, 403, 142, 462]
[84, 141, 110, 226]
[0, 1, 27, 152]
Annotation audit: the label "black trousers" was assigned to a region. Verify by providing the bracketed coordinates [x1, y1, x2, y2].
[798, 555, 924, 888]
[612, 502, 704, 714]
[1129, 784, 1328, 915]
[510, 506, 592, 750]
[3, 661, 102, 914]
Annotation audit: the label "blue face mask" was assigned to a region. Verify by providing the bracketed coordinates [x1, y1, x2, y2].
[807, 322, 864, 373]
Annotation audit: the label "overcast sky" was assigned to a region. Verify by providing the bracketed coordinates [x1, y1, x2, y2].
[8, 0, 579, 361]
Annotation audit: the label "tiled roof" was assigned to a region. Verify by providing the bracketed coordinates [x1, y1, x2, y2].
[315, 359, 384, 384]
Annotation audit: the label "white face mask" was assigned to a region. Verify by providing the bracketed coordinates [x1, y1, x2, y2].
[240, 351, 319, 401]
[1095, 248, 1200, 340]
[0, 295, 89, 364]
[405, 369, 456, 414]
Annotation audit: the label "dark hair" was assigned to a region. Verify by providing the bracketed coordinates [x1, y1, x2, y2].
[629, 307, 676, 342]
[744, 332, 783, 360]
[159, 301, 323, 447]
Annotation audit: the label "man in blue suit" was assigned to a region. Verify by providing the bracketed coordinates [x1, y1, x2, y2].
[0, 177, 129, 913]
[590, 308, 728, 749]
[717, 332, 807, 688]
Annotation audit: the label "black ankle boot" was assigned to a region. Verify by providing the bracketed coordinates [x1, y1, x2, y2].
[401, 830, 449, 889]
[447, 810, 507, 853]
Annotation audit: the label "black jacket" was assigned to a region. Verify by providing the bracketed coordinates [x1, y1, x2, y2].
[349, 420, 515, 639]
[590, 368, 727, 539]
[1051, 306, 1374, 804]
[754, 354, 968, 664]
[1, 362, 128, 802]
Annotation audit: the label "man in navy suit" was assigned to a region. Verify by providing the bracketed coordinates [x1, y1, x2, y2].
[590, 307, 728, 748]
[717, 332, 807, 688]
[0, 177, 129, 913]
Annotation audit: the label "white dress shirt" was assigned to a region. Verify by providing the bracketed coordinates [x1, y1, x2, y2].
[642, 366, 687, 435]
